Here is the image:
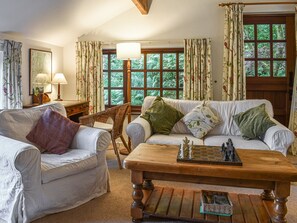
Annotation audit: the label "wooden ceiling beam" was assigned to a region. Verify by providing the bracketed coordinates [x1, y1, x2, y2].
[131, 0, 150, 15]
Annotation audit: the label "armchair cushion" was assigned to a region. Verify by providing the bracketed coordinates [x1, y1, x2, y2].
[141, 96, 184, 135]
[26, 108, 80, 154]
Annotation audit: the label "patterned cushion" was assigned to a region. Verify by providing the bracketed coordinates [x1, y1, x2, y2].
[182, 104, 220, 138]
[26, 108, 80, 154]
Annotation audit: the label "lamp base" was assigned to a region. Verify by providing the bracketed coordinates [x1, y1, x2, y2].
[55, 98, 63, 101]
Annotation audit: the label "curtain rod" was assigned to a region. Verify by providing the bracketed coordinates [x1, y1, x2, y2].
[219, 2, 297, 7]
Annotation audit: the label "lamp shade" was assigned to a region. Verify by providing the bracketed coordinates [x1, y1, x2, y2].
[116, 42, 141, 60]
[34, 73, 49, 85]
[52, 73, 67, 84]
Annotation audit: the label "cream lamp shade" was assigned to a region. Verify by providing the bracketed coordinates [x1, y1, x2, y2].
[116, 42, 141, 60]
[52, 73, 68, 84]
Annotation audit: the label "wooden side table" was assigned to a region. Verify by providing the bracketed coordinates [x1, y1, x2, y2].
[23, 100, 89, 122]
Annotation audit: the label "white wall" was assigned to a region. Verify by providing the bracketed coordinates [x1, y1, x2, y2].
[63, 0, 296, 101]
[0, 33, 63, 105]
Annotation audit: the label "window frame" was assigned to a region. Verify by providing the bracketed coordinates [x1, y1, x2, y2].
[103, 48, 184, 113]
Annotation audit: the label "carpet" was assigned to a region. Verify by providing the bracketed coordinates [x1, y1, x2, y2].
[33, 149, 297, 223]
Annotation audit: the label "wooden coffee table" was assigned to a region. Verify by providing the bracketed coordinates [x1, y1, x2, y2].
[123, 143, 297, 223]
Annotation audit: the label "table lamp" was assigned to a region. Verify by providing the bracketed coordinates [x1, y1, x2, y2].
[34, 73, 50, 104]
[52, 73, 68, 101]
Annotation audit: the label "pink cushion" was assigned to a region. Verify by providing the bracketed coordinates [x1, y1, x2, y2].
[26, 108, 80, 154]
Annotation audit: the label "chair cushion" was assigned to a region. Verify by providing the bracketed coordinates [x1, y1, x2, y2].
[182, 104, 220, 138]
[26, 108, 80, 154]
[233, 104, 276, 140]
[41, 149, 98, 183]
[93, 121, 113, 131]
[141, 96, 184, 135]
[146, 133, 204, 146]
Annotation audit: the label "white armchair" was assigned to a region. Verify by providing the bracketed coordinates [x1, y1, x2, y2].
[0, 102, 111, 223]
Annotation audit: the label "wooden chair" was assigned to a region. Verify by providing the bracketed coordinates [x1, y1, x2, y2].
[79, 103, 131, 169]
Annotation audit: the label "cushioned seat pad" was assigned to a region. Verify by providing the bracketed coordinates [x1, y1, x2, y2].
[204, 135, 270, 150]
[41, 149, 98, 184]
[146, 134, 204, 146]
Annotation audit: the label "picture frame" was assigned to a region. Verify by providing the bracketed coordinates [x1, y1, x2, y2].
[29, 48, 52, 95]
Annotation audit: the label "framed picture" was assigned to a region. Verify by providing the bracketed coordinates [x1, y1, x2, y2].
[29, 48, 52, 95]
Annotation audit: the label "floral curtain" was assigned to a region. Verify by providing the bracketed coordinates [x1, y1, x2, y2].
[183, 38, 213, 100]
[76, 41, 104, 114]
[222, 3, 246, 101]
[288, 6, 297, 156]
[0, 40, 22, 109]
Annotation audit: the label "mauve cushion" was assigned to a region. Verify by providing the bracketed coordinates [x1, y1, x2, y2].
[26, 108, 80, 154]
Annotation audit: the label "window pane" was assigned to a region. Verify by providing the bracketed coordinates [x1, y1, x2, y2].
[163, 53, 176, 69]
[258, 61, 270, 77]
[163, 90, 176, 99]
[147, 90, 160, 96]
[103, 72, 108, 87]
[131, 90, 144, 105]
[111, 90, 123, 105]
[244, 43, 255, 58]
[245, 61, 255, 77]
[244, 25, 255, 40]
[111, 54, 123, 70]
[103, 54, 108, 70]
[257, 43, 270, 58]
[273, 61, 286, 77]
[111, 72, 123, 87]
[147, 72, 160, 88]
[179, 72, 184, 88]
[273, 24, 286, 40]
[163, 72, 176, 88]
[179, 90, 183, 99]
[104, 89, 109, 105]
[257, 24, 270, 40]
[273, 42, 286, 58]
[179, 53, 184, 69]
[147, 54, 160, 69]
[131, 54, 144, 69]
[131, 72, 144, 87]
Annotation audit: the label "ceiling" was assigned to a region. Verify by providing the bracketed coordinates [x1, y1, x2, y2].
[0, 0, 135, 46]
[0, 0, 295, 47]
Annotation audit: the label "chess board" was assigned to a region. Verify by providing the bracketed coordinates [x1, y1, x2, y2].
[177, 145, 242, 166]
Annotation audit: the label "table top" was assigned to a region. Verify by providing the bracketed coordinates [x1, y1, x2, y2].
[123, 143, 297, 182]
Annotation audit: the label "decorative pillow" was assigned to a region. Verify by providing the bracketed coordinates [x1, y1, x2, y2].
[26, 108, 80, 154]
[141, 96, 184, 135]
[233, 103, 276, 140]
[182, 104, 220, 138]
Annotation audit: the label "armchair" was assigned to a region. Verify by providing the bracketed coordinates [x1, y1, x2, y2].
[0, 102, 111, 223]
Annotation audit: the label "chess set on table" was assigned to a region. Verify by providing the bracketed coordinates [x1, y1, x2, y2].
[177, 137, 242, 166]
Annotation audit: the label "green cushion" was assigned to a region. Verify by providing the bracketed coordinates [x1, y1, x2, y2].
[141, 96, 184, 135]
[233, 103, 276, 140]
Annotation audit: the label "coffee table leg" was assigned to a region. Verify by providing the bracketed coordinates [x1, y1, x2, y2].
[143, 179, 154, 190]
[261, 189, 274, 200]
[272, 182, 290, 223]
[131, 171, 144, 222]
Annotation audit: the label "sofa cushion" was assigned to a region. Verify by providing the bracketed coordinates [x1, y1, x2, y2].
[141, 96, 184, 135]
[41, 149, 98, 184]
[182, 104, 220, 138]
[146, 133, 204, 146]
[0, 102, 66, 144]
[26, 108, 80, 154]
[233, 104, 276, 140]
[204, 135, 270, 150]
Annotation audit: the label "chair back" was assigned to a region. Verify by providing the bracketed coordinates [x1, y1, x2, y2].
[112, 103, 130, 139]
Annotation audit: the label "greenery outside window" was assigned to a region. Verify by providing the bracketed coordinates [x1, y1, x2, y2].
[103, 48, 184, 113]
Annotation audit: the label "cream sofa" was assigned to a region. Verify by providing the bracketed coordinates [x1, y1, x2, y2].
[0, 102, 111, 223]
[126, 96, 294, 155]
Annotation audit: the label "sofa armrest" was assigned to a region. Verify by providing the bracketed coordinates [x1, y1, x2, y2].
[262, 118, 294, 156]
[71, 125, 111, 152]
[126, 116, 152, 149]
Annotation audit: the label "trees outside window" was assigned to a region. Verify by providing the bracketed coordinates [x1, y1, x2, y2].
[103, 48, 184, 113]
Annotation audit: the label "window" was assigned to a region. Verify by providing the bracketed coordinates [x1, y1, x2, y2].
[244, 16, 289, 78]
[103, 48, 184, 112]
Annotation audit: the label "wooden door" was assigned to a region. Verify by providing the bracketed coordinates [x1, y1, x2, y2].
[244, 14, 295, 126]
